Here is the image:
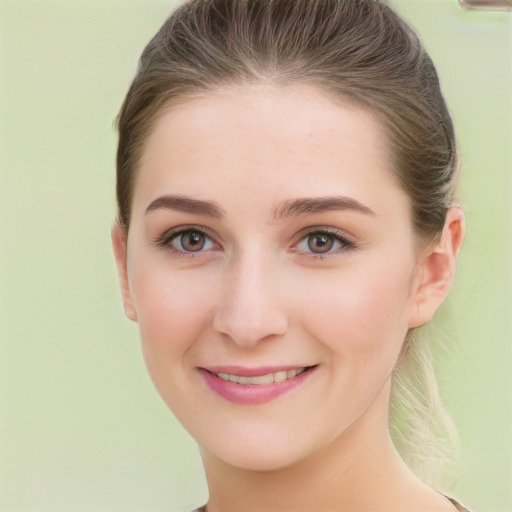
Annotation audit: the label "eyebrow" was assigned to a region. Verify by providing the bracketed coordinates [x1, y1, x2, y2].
[272, 196, 375, 222]
[144, 194, 375, 221]
[145, 195, 226, 218]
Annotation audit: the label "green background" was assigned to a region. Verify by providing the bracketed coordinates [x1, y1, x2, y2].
[1, 0, 510, 510]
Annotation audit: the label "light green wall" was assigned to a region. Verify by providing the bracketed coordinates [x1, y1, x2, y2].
[393, 3, 512, 511]
[0, 1, 510, 511]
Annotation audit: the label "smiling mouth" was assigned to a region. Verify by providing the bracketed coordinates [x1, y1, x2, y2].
[213, 367, 308, 385]
[200, 365, 317, 405]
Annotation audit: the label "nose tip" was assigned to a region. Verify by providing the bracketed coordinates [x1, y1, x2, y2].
[213, 302, 288, 347]
[212, 266, 288, 347]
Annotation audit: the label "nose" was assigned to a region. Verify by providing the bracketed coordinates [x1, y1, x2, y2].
[212, 249, 289, 347]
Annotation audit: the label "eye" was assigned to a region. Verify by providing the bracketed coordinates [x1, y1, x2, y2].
[172, 230, 209, 252]
[156, 227, 219, 255]
[295, 229, 355, 256]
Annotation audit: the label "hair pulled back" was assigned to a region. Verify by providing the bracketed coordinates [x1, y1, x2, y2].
[116, 0, 460, 488]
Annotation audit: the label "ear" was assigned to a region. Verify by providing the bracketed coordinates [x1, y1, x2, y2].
[111, 221, 138, 322]
[408, 207, 465, 328]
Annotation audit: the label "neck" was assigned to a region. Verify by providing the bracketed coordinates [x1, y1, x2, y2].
[199, 382, 438, 512]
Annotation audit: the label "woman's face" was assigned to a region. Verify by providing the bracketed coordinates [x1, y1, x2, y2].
[114, 85, 428, 471]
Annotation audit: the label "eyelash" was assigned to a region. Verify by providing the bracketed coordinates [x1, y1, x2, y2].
[293, 227, 356, 259]
[155, 226, 220, 258]
[154, 226, 356, 259]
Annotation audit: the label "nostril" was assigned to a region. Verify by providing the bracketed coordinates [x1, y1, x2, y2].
[212, 306, 289, 347]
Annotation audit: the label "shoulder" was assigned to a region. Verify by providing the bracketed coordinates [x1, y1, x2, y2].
[192, 499, 472, 512]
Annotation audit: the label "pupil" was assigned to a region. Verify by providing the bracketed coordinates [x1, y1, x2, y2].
[308, 234, 333, 253]
[182, 231, 205, 251]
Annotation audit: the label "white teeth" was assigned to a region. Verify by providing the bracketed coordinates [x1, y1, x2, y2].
[215, 367, 307, 385]
[273, 371, 288, 383]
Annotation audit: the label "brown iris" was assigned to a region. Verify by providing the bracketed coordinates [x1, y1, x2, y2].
[307, 233, 334, 254]
[180, 230, 206, 252]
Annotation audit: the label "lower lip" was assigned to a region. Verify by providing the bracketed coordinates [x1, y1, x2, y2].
[199, 367, 315, 405]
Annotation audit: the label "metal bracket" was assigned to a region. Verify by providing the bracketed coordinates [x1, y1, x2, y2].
[458, 0, 512, 11]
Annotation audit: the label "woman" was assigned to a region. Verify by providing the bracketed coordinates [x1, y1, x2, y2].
[112, 0, 468, 510]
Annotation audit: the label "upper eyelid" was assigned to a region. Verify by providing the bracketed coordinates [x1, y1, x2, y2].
[157, 224, 215, 239]
[294, 226, 356, 243]
[155, 225, 219, 248]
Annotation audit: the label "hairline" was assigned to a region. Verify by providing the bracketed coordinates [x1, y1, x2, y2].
[121, 78, 411, 230]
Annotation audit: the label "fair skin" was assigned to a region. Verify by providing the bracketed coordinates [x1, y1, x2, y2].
[112, 85, 464, 512]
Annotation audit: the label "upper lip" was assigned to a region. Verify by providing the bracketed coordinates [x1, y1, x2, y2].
[201, 365, 314, 377]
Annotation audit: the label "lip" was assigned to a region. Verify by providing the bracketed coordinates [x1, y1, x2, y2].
[198, 365, 316, 405]
[204, 365, 309, 377]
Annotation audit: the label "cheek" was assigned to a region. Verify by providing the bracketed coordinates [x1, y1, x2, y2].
[292, 257, 414, 362]
[129, 261, 217, 362]
[292, 260, 414, 428]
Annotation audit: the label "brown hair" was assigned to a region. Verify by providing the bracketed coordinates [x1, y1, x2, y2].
[116, 0, 460, 487]
[116, 0, 458, 235]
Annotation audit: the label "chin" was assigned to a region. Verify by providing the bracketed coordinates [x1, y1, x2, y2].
[206, 446, 302, 472]
[198, 424, 325, 473]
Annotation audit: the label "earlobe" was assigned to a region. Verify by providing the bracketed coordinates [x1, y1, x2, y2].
[111, 222, 138, 322]
[408, 207, 465, 328]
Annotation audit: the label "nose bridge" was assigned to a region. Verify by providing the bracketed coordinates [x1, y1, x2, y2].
[212, 243, 288, 346]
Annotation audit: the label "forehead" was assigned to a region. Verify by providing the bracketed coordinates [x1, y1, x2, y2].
[134, 84, 407, 218]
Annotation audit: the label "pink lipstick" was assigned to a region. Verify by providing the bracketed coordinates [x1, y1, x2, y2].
[198, 365, 315, 405]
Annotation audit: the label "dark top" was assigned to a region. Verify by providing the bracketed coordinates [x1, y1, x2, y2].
[447, 496, 472, 512]
[192, 496, 471, 512]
